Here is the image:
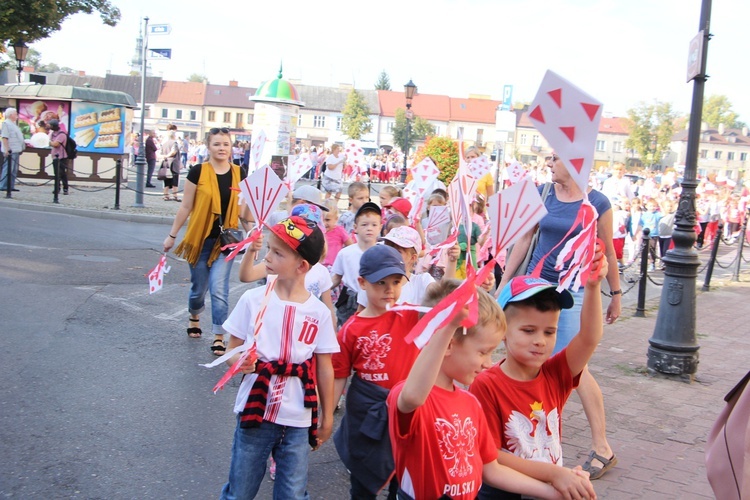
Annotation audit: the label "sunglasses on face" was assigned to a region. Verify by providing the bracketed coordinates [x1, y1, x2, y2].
[209, 128, 230, 135]
[544, 154, 560, 162]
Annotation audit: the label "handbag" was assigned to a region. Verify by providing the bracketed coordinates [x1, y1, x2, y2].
[218, 214, 245, 255]
[507, 182, 553, 278]
[157, 157, 174, 181]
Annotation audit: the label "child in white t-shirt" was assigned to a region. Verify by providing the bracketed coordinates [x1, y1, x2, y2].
[221, 215, 339, 499]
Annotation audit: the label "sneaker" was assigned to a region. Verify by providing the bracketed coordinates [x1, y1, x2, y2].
[146, 183, 156, 188]
[63, 189, 69, 195]
[649, 264, 655, 272]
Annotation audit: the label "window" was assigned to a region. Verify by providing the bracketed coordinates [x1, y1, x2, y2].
[434, 126, 441, 136]
[596, 140, 606, 151]
[190, 110, 196, 121]
[161, 108, 168, 118]
[223, 112, 231, 123]
[613, 141, 623, 153]
[476, 128, 484, 144]
[728, 152, 735, 161]
[532, 135, 540, 146]
[298, 114, 303, 126]
[208, 111, 216, 122]
[336, 116, 343, 131]
[247, 113, 253, 125]
[313, 115, 326, 128]
[387, 122, 395, 133]
[457, 126, 464, 138]
[520, 134, 527, 146]
[741, 153, 748, 161]
[714, 150, 722, 159]
[700, 149, 708, 158]
[235, 113, 243, 129]
[175, 109, 182, 119]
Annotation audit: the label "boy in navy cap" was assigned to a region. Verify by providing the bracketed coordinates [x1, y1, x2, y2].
[469, 246, 608, 499]
[332, 244, 422, 499]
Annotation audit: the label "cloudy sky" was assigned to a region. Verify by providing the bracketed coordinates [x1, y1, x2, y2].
[27, 0, 749, 121]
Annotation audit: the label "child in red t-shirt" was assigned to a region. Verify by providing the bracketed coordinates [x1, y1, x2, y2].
[387, 280, 560, 500]
[332, 244, 420, 498]
[469, 247, 607, 499]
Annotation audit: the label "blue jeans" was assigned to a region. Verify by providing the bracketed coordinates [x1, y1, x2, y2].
[0, 152, 19, 190]
[188, 237, 233, 334]
[221, 419, 310, 500]
[553, 287, 584, 355]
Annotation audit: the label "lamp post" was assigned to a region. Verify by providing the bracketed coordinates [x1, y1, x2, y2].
[133, 17, 149, 208]
[401, 80, 417, 185]
[13, 38, 28, 84]
[647, 0, 712, 381]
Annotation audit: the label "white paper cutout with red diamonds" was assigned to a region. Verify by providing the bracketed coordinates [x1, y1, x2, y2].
[506, 160, 528, 185]
[344, 141, 365, 174]
[250, 129, 267, 173]
[528, 70, 603, 192]
[487, 177, 548, 255]
[148, 253, 171, 294]
[410, 157, 440, 195]
[285, 154, 314, 190]
[466, 155, 491, 180]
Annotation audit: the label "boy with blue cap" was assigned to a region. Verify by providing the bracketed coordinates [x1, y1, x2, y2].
[469, 246, 607, 499]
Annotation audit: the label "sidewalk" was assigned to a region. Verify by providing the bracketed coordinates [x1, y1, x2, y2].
[5, 179, 745, 499]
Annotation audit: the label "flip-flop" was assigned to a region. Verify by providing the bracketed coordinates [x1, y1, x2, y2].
[187, 318, 202, 338]
[582, 450, 617, 480]
[211, 339, 226, 356]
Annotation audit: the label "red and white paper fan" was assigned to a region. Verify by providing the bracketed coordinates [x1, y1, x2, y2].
[250, 130, 267, 173]
[487, 178, 548, 255]
[285, 154, 314, 191]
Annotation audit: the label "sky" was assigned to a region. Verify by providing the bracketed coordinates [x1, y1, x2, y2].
[25, 0, 750, 121]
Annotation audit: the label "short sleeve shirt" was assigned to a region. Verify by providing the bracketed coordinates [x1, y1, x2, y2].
[331, 243, 364, 291]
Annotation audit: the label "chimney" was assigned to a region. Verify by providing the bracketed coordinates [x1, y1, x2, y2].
[229, 80, 238, 87]
[743, 127, 749, 137]
[700, 122, 708, 131]
[718, 123, 725, 135]
[78, 70, 86, 77]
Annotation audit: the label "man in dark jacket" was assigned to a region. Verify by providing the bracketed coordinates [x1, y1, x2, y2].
[145, 130, 158, 187]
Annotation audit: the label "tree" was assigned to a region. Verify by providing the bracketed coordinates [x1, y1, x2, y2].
[187, 73, 208, 83]
[391, 108, 421, 153]
[703, 94, 745, 129]
[625, 101, 676, 169]
[0, 0, 120, 48]
[341, 88, 372, 140]
[412, 115, 435, 141]
[374, 70, 391, 91]
[412, 136, 459, 185]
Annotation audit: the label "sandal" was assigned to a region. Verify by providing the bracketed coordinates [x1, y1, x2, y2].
[211, 339, 226, 356]
[582, 450, 617, 480]
[187, 317, 202, 338]
[163, 195, 171, 201]
[172, 196, 182, 202]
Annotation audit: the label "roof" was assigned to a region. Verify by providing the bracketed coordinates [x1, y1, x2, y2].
[46, 74, 106, 89]
[157, 81, 206, 106]
[0, 83, 136, 107]
[599, 117, 630, 135]
[204, 84, 257, 108]
[672, 127, 750, 145]
[104, 74, 162, 104]
[296, 85, 379, 113]
[378, 90, 450, 121]
[449, 97, 502, 124]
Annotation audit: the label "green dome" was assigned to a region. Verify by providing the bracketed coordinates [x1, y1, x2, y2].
[250, 65, 304, 106]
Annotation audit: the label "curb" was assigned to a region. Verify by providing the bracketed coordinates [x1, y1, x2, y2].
[0, 198, 174, 225]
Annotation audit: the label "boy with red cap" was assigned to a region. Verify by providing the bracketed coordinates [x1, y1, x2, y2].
[469, 247, 607, 499]
[220, 216, 339, 499]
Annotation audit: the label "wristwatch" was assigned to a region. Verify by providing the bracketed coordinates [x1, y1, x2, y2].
[610, 289, 622, 296]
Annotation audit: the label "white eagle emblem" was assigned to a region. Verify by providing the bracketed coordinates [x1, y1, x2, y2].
[435, 414, 477, 478]
[356, 331, 392, 370]
[505, 401, 562, 465]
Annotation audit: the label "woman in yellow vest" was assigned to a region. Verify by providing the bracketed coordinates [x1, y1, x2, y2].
[163, 128, 251, 356]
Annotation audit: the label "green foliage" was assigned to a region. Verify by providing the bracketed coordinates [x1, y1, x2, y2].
[0, 46, 72, 72]
[391, 108, 419, 153]
[187, 73, 208, 83]
[412, 116, 435, 140]
[341, 89, 372, 140]
[703, 94, 745, 129]
[0, 0, 120, 47]
[625, 101, 675, 168]
[374, 70, 391, 91]
[413, 136, 459, 185]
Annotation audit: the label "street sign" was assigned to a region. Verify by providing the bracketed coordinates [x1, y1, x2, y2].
[686, 30, 705, 82]
[501, 85, 513, 111]
[149, 24, 171, 35]
[149, 49, 172, 60]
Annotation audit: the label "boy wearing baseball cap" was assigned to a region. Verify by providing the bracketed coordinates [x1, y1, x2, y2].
[469, 247, 607, 499]
[331, 201, 382, 326]
[221, 216, 340, 499]
[332, 244, 422, 498]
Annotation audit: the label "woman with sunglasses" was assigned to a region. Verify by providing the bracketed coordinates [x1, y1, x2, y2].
[499, 152, 621, 481]
[163, 128, 251, 356]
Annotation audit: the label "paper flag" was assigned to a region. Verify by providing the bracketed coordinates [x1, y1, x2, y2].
[408, 196, 424, 226]
[241, 165, 290, 230]
[554, 203, 600, 292]
[449, 177, 473, 242]
[147, 253, 171, 294]
[528, 70, 603, 192]
[344, 140, 365, 174]
[250, 130, 267, 172]
[425, 205, 451, 234]
[466, 155, 491, 180]
[285, 154, 314, 190]
[487, 178, 548, 255]
[410, 157, 440, 193]
[506, 160, 527, 185]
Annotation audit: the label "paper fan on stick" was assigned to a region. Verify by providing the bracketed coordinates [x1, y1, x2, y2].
[285, 154, 313, 191]
[250, 129, 267, 173]
[487, 178, 547, 255]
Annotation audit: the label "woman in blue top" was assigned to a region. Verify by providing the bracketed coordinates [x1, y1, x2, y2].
[499, 153, 621, 480]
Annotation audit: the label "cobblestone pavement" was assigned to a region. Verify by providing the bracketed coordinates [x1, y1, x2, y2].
[5, 176, 747, 499]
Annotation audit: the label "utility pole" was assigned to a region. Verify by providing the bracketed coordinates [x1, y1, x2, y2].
[133, 16, 149, 207]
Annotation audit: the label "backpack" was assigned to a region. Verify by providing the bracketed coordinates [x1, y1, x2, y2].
[64, 133, 78, 160]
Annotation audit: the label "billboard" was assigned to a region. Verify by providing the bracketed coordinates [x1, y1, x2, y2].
[17, 99, 72, 138]
[70, 102, 131, 154]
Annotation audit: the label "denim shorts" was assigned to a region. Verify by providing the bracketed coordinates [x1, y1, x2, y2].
[553, 287, 584, 355]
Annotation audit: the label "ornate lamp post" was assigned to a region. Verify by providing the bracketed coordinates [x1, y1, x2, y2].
[647, 0, 712, 380]
[401, 80, 417, 184]
[13, 38, 28, 84]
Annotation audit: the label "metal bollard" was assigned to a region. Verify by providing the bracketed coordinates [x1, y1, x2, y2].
[53, 154, 60, 204]
[635, 228, 650, 317]
[114, 159, 121, 210]
[731, 209, 749, 282]
[701, 222, 723, 291]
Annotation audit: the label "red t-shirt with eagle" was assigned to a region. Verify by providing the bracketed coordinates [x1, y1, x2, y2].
[333, 310, 420, 389]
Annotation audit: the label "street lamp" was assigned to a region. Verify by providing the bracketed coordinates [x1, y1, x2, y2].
[13, 38, 28, 84]
[401, 79, 417, 184]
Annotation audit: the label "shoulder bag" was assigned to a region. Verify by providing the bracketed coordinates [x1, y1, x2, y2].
[507, 182, 553, 278]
